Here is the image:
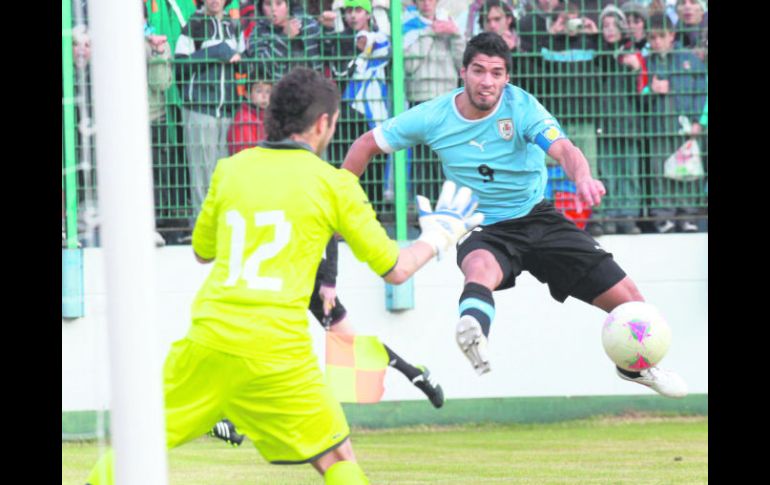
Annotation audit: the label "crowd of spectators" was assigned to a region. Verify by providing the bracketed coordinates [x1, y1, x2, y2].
[64, 0, 708, 245]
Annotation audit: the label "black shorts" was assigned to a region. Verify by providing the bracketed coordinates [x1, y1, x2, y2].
[308, 277, 347, 327]
[456, 200, 626, 304]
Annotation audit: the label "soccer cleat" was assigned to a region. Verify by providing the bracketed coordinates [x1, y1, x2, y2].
[411, 366, 445, 408]
[209, 418, 245, 447]
[615, 366, 688, 398]
[679, 221, 699, 233]
[456, 315, 491, 375]
[656, 220, 676, 234]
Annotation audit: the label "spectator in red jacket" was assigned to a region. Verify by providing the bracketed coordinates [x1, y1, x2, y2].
[226, 65, 272, 155]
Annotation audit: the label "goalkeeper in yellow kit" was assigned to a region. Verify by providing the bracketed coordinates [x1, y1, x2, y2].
[86, 67, 483, 485]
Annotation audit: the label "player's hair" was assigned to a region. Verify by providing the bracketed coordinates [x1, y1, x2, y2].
[462, 32, 512, 72]
[647, 12, 674, 33]
[265, 67, 340, 141]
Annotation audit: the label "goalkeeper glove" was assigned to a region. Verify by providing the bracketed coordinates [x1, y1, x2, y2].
[416, 180, 485, 259]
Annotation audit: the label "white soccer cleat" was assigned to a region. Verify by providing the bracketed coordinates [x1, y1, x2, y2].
[456, 315, 491, 375]
[616, 366, 688, 398]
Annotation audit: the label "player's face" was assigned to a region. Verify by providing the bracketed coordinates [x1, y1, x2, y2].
[460, 54, 509, 112]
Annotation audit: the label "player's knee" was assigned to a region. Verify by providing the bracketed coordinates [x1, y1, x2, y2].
[593, 277, 645, 312]
[313, 438, 357, 473]
[461, 250, 502, 288]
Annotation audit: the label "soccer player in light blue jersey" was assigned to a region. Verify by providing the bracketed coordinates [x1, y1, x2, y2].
[342, 32, 688, 398]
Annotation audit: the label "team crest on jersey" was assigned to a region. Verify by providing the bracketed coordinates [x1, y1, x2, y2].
[497, 119, 514, 140]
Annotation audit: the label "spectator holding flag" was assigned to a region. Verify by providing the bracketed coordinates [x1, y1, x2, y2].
[341, 0, 390, 131]
[326, 0, 390, 178]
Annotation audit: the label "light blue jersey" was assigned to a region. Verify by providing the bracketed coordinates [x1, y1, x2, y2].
[373, 84, 566, 224]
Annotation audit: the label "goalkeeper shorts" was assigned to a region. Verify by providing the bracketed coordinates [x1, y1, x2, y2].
[163, 338, 350, 463]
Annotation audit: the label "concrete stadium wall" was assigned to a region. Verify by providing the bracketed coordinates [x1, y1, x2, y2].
[62, 233, 707, 431]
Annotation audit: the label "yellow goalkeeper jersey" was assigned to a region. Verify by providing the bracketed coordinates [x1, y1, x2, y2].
[188, 142, 400, 358]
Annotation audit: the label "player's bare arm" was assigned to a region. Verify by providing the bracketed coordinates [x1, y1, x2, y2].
[382, 241, 437, 284]
[341, 130, 384, 177]
[547, 138, 606, 210]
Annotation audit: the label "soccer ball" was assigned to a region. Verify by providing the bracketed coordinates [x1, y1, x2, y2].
[601, 302, 671, 371]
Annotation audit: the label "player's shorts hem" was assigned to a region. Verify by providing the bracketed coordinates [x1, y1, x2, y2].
[268, 434, 350, 465]
[564, 256, 627, 304]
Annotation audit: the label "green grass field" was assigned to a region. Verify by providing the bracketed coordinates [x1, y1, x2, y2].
[62, 415, 707, 484]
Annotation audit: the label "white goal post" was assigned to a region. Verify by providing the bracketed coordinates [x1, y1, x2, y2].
[88, 0, 169, 482]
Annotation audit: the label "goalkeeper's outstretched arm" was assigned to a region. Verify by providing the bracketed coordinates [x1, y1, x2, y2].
[382, 241, 436, 285]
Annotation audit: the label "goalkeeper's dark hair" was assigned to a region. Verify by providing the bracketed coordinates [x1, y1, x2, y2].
[462, 32, 512, 73]
[265, 67, 340, 141]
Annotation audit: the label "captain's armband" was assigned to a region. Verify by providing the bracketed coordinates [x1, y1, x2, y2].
[534, 125, 566, 152]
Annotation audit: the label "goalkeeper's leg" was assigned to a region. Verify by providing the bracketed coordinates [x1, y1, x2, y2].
[311, 437, 369, 485]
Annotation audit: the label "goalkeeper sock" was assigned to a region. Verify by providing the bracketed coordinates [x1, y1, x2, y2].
[459, 282, 495, 338]
[324, 460, 369, 485]
[383, 344, 422, 381]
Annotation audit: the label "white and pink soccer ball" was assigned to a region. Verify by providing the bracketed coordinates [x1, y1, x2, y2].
[602, 302, 672, 372]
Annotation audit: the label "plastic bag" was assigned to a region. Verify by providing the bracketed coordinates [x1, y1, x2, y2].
[664, 139, 704, 182]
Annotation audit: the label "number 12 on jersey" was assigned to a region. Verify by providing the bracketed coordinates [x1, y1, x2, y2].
[224, 210, 292, 291]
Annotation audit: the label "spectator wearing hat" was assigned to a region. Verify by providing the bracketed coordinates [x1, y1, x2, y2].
[331, 0, 392, 203]
[620, 1, 650, 54]
[324, 0, 391, 201]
